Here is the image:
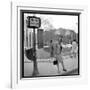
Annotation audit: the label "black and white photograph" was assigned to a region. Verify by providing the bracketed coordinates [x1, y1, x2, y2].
[0, 0, 89, 89]
[20, 10, 80, 78]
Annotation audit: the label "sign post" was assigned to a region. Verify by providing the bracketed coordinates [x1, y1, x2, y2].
[27, 16, 41, 76]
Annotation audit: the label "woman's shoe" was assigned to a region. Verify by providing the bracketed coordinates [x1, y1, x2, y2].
[63, 69, 67, 72]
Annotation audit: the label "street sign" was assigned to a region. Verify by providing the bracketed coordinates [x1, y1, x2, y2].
[27, 16, 41, 28]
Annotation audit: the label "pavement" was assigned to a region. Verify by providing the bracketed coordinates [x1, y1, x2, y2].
[24, 48, 79, 77]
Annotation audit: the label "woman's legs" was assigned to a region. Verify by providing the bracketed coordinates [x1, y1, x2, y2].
[56, 54, 67, 73]
[61, 60, 67, 71]
[59, 55, 67, 71]
[57, 60, 60, 73]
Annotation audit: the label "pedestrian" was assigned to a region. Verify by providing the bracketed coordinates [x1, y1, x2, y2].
[50, 40, 54, 57]
[55, 38, 67, 73]
[70, 40, 78, 58]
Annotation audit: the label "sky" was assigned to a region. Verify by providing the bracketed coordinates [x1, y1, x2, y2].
[24, 13, 78, 33]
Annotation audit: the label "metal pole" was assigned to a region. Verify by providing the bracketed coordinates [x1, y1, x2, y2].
[32, 28, 39, 76]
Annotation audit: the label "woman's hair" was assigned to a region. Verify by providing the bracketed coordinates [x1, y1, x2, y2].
[50, 40, 53, 43]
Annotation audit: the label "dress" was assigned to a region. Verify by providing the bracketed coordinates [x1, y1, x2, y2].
[55, 43, 63, 63]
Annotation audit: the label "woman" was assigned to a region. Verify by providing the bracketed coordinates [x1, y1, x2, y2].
[55, 39, 67, 73]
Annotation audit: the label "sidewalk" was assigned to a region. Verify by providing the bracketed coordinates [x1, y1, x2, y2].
[24, 55, 78, 77]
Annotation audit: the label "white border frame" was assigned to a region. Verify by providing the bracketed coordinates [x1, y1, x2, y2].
[11, 2, 87, 89]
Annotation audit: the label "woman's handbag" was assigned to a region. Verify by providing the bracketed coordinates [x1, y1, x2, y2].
[53, 59, 58, 65]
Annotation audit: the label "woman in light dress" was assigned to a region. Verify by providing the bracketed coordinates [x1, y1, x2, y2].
[54, 38, 67, 73]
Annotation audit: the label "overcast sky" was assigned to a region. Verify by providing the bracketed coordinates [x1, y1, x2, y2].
[24, 13, 78, 33]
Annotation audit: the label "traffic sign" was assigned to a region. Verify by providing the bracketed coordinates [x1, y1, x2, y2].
[27, 16, 41, 28]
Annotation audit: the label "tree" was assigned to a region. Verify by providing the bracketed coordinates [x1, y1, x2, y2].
[40, 16, 54, 31]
